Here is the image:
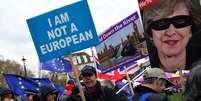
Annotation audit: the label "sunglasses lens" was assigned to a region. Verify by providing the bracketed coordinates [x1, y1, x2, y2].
[173, 15, 192, 28]
[151, 19, 170, 30]
[150, 15, 192, 31]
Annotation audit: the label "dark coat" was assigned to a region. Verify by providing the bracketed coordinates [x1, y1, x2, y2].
[66, 81, 120, 101]
[133, 85, 168, 101]
[83, 81, 120, 101]
[39, 85, 58, 101]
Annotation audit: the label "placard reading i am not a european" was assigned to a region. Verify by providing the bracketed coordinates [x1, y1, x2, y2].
[27, 0, 99, 62]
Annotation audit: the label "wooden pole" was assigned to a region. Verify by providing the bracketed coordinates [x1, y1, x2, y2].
[68, 54, 86, 101]
[124, 66, 134, 95]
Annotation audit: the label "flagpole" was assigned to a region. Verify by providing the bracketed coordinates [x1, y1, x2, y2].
[124, 66, 134, 95]
[68, 54, 86, 101]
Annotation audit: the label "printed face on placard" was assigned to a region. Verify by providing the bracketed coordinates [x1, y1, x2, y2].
[151, 2, 192, 56]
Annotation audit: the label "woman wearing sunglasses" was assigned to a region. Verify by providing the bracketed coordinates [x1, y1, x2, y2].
[143, 0, 201, 72]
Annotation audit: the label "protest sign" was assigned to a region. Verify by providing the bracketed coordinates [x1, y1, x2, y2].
[95, 11, 149, 73]
[27, 0, 99, 62]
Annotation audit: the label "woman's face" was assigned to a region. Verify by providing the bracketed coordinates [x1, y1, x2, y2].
[151, 2, 192, 56]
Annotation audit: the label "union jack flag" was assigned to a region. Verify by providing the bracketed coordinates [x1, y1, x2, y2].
[93, 55, 139, 82]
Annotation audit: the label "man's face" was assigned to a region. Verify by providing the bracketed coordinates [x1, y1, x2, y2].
[82, 73, 97, 88]
[46, 93, 57, 101]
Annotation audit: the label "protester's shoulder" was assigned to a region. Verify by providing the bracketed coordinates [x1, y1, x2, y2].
[101, 85, 115, 93]
[147, 93, 168, 101]
[102, 86, 122, 101]
[133, 85, 166, 101]
[132, 92, 168, 101]
[98, 80, 113, 92]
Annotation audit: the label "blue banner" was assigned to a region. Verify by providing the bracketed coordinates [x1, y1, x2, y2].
[27, 0, 99, 62]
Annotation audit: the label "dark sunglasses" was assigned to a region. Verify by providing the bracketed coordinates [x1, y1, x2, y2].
[150, 15, 192, 31]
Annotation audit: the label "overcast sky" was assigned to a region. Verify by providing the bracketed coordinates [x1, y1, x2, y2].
[0, 0, 141, 75]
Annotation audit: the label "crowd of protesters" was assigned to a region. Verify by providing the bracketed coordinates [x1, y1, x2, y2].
[1, 60, 201, 101]
[0, 58, 201, 101]
[0, 66, 165, 101]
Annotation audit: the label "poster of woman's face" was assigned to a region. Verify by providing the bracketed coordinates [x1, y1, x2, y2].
[142, 0, 201, 72]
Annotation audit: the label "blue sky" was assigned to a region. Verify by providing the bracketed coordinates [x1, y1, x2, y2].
[0, 0, 141, 75]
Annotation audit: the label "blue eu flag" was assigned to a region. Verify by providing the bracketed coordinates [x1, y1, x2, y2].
[31, 78, 64, 95]
[31, 78, 65, 99]
[40, 57, 72, 72]
[3, 74, 39, 99]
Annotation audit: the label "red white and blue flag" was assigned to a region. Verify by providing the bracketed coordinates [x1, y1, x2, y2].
[93, 55, 139, 82]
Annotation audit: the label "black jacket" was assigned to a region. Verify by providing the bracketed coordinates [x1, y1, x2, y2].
[83, 81, 120, 101]
[66, 81, 120, 101]
[133, 85, 168, 101]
